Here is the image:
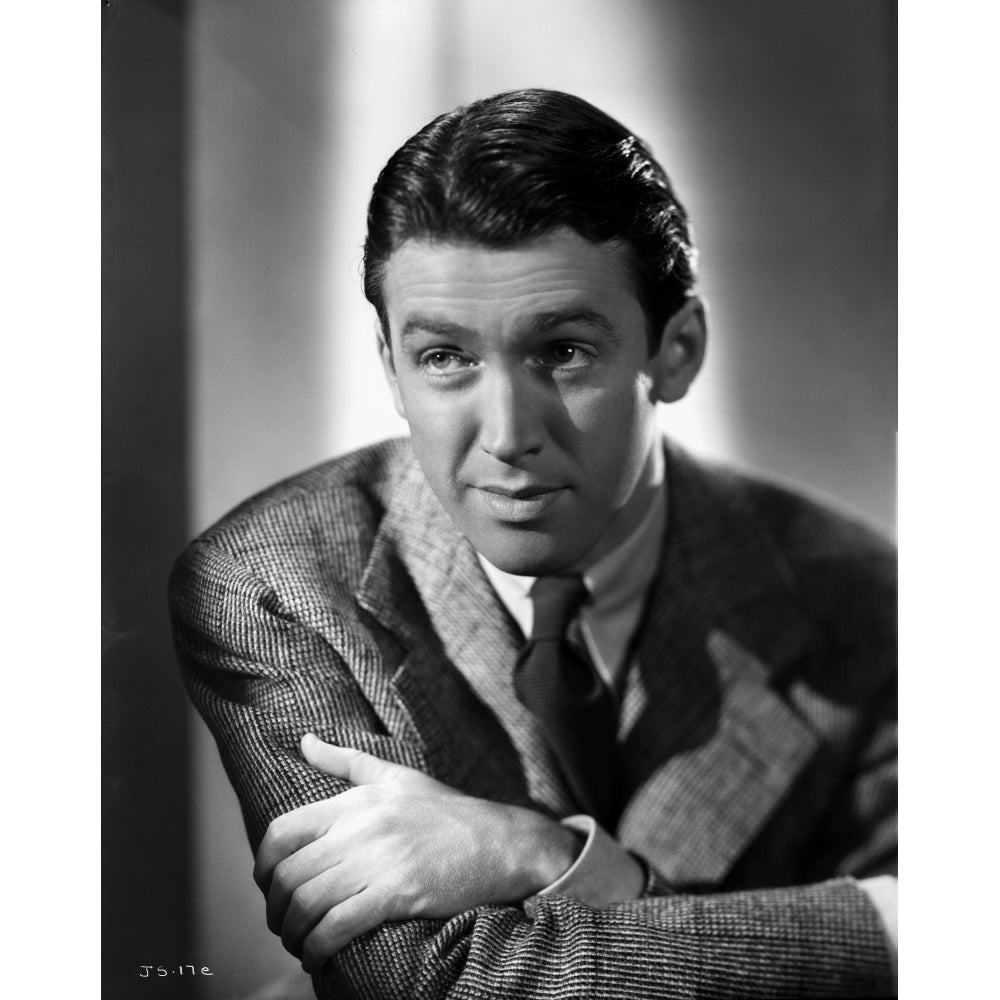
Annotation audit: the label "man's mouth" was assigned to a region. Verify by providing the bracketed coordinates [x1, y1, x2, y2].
[474, 484, 565, 521]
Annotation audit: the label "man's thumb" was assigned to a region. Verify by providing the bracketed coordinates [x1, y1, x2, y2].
[300, 733, 405, 785]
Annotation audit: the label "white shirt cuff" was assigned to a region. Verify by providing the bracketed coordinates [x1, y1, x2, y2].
[524, 815, 644, 916]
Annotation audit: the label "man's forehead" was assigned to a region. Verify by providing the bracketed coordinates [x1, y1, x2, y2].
[381, 228, 640, 319]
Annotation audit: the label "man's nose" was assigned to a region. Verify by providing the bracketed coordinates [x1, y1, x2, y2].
[478, 367, 544, 463]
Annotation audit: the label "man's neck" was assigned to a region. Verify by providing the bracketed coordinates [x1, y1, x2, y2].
[569, 440, 664, 574]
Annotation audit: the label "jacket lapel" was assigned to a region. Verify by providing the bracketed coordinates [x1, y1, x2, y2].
[617, 442, 818, 887]
[355, 454, 577, 816]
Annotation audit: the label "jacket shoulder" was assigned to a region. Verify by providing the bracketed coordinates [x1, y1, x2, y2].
[741, 469, 896, 663]
[174, 437, 415, 593]
[671, 448, 896, 675]
[750, 472, 891, 573]
[688, 453, 895, 585]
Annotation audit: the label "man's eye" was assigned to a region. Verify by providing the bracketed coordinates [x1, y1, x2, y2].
[420, 350, 469, 373]
[542, 344, 589, 367]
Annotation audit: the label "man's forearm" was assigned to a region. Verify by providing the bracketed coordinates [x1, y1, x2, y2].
[320, 877, 894, 1000]
[276, 738, 892, 993]
[259, 739, 592, 966]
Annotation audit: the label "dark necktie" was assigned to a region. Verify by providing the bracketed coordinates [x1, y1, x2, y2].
[513, 575, 620, 828]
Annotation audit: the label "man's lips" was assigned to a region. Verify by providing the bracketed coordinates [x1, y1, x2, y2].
[477, 484, 562, 499]
[473, 484, 566, 521]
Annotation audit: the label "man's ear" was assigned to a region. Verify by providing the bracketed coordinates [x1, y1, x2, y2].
[649, 296, 707, 403]
[376, 327, 407, 419]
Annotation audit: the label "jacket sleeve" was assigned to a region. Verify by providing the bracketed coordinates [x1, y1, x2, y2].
[169, 539, 896, 1000]
[801, 682, 897, 884]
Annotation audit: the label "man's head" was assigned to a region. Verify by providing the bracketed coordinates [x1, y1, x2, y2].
[363, 88, 697, 344]
[364, 90, 706, 575]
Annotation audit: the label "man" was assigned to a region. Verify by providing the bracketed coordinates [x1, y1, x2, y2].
[171, 89, 896, 999]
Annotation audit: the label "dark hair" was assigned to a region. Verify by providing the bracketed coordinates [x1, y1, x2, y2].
[362, 88, 697, 345]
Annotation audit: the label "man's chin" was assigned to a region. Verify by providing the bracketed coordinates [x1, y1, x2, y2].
[469, 528, 595, 577]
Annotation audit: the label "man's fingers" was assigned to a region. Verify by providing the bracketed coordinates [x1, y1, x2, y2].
[254, 799, 341, 893]
[301, 888, 390, 973]
[267, 835, 348, 934]
[280, 863, 364, 958]
[300, 734, 410, 785]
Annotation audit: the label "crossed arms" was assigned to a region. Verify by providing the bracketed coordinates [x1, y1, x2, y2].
[170, 537, 896, 1000]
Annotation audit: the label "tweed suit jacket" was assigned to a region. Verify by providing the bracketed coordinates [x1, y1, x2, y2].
[170, 437, 897, 1000]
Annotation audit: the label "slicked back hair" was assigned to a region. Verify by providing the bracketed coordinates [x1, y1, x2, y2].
[362, 89, 697, 348]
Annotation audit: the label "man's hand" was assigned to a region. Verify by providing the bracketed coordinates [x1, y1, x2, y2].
[254, 734, 581, 972]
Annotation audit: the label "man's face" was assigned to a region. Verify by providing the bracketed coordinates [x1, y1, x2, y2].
[379, 228, 664, 576]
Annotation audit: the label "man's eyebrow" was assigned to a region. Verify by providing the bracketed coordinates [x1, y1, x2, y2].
[525, 308, 623, 343]
[398, 308, 624, 344]
[399, 315, 476, 341]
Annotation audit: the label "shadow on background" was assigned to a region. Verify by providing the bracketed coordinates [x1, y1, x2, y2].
[103, 1, 195, 997]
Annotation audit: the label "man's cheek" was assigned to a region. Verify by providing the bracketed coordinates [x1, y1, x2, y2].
[413, 438, 465, 504]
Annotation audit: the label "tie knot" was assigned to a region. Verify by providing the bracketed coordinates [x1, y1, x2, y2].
[529, 575, 588, 640]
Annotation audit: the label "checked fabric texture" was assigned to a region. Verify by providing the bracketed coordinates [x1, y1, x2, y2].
[170, 437, 897, 1000]
[514, 575, 620, 828]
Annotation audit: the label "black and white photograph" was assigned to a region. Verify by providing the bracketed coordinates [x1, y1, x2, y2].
[102, 2, 904, 998]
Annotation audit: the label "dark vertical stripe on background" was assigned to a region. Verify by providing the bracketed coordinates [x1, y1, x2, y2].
[102, 1, 193, 997]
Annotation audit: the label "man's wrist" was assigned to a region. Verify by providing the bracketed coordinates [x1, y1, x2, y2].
[529, 815, 645, 909]
[500, 804, 584, 897]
